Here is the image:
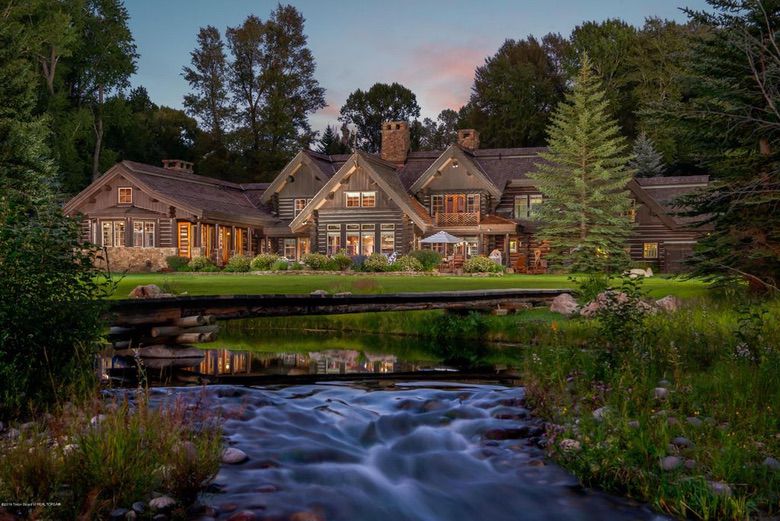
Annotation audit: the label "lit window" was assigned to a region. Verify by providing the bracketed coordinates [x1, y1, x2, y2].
[643, 242, 659, 259]
[133, 221, 155, 247]
[361, 230, 375, 255]
[327, 232, 341, 255]
[361, 192, 376, 208]
[361, 223, 375, 230]
[345, 231, 360, 256]
[294, 198, 307, 217]
[283, 238, 297, 259]
[345, 192, 361, 207]
[326, 224, 341, 232]
[466, 194, 480, 213]
[514, 194, 542, 219]
[380, 223, 395, 231]
[118, 187, 133, 204]
[381, 231, 395, 254]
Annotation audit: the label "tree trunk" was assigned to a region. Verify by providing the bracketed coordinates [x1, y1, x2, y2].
[92, 85, 104, 181]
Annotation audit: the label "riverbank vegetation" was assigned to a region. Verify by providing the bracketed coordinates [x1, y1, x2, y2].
[227, 290, 780, 519]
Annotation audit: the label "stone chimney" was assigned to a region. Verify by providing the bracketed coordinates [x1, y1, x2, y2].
[380, 121, 410, 164]
[162, 159, 194, 174]
[457, 129, 480, 150]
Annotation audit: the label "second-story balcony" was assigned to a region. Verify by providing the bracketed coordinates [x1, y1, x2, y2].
[434, 211, 480, 226]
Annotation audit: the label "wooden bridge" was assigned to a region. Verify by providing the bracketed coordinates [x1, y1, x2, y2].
[108, 288, 570, 325]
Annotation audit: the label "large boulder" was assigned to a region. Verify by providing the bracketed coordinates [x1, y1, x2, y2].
[580, 291, 656, 318]
[550, 293, 578, 316]
[655, 295, 681, 313]
[627, 268, 653, 279]
[128, 285, 174, 299]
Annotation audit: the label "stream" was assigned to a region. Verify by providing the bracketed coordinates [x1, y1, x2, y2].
[103, 329, 668, 521]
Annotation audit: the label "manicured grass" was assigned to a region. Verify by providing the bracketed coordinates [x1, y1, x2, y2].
[107, 272, 709, 300]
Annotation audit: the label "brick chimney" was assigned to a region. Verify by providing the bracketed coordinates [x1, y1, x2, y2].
[162, 159, 194, 174]
[380, 121, 410, 164]
[457, 129, 480, 150]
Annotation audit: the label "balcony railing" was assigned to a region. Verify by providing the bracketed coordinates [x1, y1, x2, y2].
[435, 211, 480, 226]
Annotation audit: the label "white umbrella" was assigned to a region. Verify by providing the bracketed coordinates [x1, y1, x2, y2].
[420, 231, 465, 244]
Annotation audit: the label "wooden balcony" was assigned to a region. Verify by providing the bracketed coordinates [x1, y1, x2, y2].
[435, 211, 480, 226]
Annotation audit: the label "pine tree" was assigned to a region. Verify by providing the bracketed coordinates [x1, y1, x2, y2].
[317, 124, 349, 155]
[529, 55, 634, 273]
[629, 132, 665, 177]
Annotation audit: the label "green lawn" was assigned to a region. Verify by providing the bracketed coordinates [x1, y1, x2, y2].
[107, 272, 710, 300]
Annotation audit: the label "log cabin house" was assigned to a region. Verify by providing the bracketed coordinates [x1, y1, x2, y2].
[64, 122, 708, 273]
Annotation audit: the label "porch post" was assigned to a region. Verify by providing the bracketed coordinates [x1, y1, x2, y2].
[504, 233, 510, 267]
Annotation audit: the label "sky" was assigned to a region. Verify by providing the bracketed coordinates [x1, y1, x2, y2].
[125, 0, 710, 132]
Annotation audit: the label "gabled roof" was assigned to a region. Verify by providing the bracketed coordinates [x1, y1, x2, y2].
[258, 150, 348, 204]
[289, 151, 432, 232]
[409, 145, 503, 199]
[64, 161, 274, 227]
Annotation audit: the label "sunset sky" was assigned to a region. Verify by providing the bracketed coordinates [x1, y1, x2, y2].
[126, 0, 710, 132]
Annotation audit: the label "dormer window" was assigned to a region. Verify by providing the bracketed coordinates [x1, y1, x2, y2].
[118, 187, 133, 205]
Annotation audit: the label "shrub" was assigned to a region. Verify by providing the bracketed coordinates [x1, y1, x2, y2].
[573, 273, 610, 304]
[271, 259, 289, 271]
[289, 261, 305, 271]
[250, 253, 279, 271]
[390, 255, 424, 272]
[332, 251, 353, 271]
[362, 253, 390, 272]
[223, 254, 251, 272]
[188, 256, 218, 272]
[463, 255, 503, 273]
[302, 252, 331, 270]
[351, 255, 368, 271]
[409, 249, 443, 271]
[165, 255, 191, 271]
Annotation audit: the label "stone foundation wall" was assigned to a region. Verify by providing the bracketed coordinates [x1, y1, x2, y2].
[96, 247, 178, 272]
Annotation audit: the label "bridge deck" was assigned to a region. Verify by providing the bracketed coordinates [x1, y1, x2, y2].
[108, 288, 570, 323]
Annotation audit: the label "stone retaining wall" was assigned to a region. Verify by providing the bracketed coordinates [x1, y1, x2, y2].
[96, 247, 178, 272]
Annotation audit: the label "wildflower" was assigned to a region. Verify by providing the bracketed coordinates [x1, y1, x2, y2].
[551, 321, 559, 333]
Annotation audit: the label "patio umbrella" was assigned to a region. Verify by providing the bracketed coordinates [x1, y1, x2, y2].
[420, 231, 465, 257]
[419, 231, 464, 244]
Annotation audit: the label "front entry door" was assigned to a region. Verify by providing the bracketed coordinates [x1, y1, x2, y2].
[219, 227, 232, 265]
[177, 222, 191, 258]
[297, 237, 310, 260]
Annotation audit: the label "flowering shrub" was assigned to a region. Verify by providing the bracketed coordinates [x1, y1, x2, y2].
[302, 252, 330, 270]
[362, 253, 390, 272]
[188, 255, 219, 272]
[463, 255, 503, 273]
[224, 254, 251, 272]
[250, 253, 279, 270]
[331, 251, 353, 271]
[409, 250, 442, 271]
[271, 259, 288, 271]
[390, 255, 423, 272]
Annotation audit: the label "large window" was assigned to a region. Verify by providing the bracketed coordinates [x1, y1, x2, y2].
[283, 238, 297, 259]
[345, 191, 376, 208]
[380, 231, 395, 254]
[430, 194, 444, 216]
[101, 220, 125, 247]
[345, 192, 361, 208]
[345, 230, 360, 256]
[466, 194, 480, 213]
[643, 242, 659, 259]
[327, 233, 341, 255]
[132, 221, 155, 247]
[361, 231, 375, 255]
[514, 194, 543, 219]
[118, 187, 133, 205]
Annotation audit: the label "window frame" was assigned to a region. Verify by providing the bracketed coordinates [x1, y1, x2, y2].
[283, 238, 297, 259]
[430, 194, 444, 216]
[345, 192, 361, 208]
[643, 242, 659, 259]
[380, 231, 395, 254]
[360, 191, 376, 208]
[118, 187, 133, 205]
[326, 232, 341, 255]
[293, 198, 308, 217]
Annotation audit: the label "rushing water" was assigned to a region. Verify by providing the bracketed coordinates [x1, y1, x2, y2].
[103, 328, 667, 520]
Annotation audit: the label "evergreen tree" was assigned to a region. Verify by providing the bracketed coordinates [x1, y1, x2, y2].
[317, 124, 349, 155]
[629, 132, 665, 177]
[529, 56, 634, 273]
[653, 0, 780, 291]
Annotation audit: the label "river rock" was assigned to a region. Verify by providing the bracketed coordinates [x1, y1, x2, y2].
[559, 438, 581, 453]
[222, 447, 248, 464]
[667, 417, 679, 427]
[90, 414, 107, 426]
[109, 508, 128, 521]
[5, 428, 19, 440]
[226, 512, 257, 521]
[628, 268, 651, 279]
[290, 511, 325, 521]
[763, 457, 780, 471]
[660, 456, 682, 471]
[550, 293, 578, 316]
[125, 510, 137, 521]
[310, 289, 328, 296]
[655, 295, 680, 312]
[592, 406, 609, 422]
[149, 496, 176, 512]
[708, 481, 732, 496]
[128, 284, 172, 299]
[627, 420, 640, 430]
[580, 291, 657, 318]
[131, 502, 146, 514]
[672, 436, 693, 449]
[483, 426, 530, 440]
[654, 387, 669, 400]
[686, 416, 703, 428]
[685, 459, 697, 470]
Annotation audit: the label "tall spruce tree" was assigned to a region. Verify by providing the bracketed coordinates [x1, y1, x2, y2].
[317, 124, 349, 155]
[529, 56, 634, 273]
[652, 0, 780, 291]
[629, 132, 665, 177]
